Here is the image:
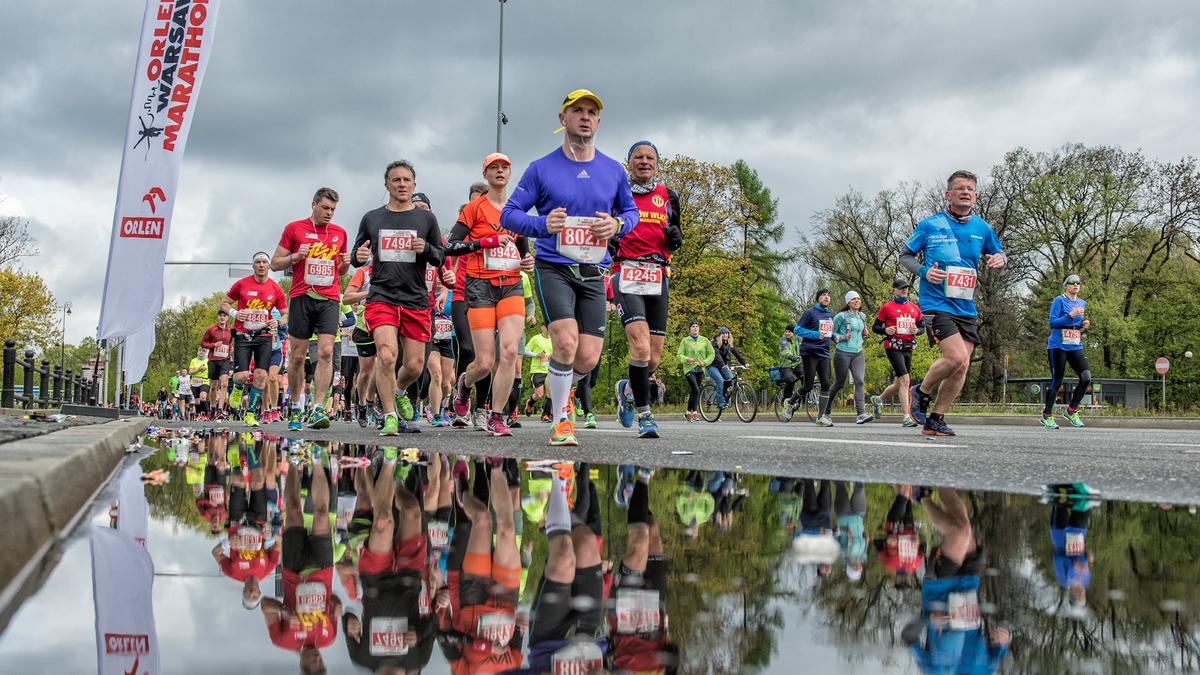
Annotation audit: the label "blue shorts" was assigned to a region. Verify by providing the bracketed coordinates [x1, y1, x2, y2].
[269, 350, 283, 368]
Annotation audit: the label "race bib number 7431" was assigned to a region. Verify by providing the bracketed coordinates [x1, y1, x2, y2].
[944, 266, 977, 300]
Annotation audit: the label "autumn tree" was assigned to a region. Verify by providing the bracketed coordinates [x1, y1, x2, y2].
[0, 267, 61, 355]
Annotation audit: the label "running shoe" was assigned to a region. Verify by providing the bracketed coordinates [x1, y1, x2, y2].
[395, 394, 415, 422]
[902, 414, 918, 427]
[430, 413, 446, 427]
[380, 414, 400, 436]
[539, 413, 553, 423]
[614, 464, 635, 508]
[452, 373, 471, 418]
[550, 419, 578, 446]
[637, 411, 660, 439]
[486, 413, 513, 437]
[615, 379, 634, 428]
[909, 384, 930, 425]
[1062, 409, 1085, 428]
[636, 466, 654, 482]
[870, 395, 883, 419]
[243, 411, 259, 428]
[583, 412, 597, 429]
[451, 414, 468, 428]
[356, 404, 368, 428]
[922, 417, 955, 437]
[507, 414, 522, 429]
[381, 446, 399, 462]
[308, 405, 330, 430]
[856, 413, 874, 425]
[397, 419, 421, 434]
[815, 415, 833, 427]
[228, 386, 243, 411]
[471, 409, 487, 431]
[287, 409, 302, 431]
[1039, 415, 1060, 430]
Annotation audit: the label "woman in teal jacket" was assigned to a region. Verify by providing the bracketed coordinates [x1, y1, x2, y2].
[825, 291, 873, 424]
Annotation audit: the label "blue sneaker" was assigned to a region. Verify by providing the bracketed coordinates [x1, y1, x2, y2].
[921, 416, 955, 437]
[287, 409, 302, 431]
[614, 464, 635, 509]
[615, 379, 635, 428]
[308, 405, 330, 430]
[636, 411, 659, 439]
[397, 419, 422, 434]
[909, 384, 930, 425]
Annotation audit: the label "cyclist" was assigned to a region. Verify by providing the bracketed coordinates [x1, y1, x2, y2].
[500, 88, 639, 446]
[676, 321, 714, 422]
[777, 326, 804, 403]
[871, 278, 924, 427]
[222, 252, 288, 427]
[824, 291, 872, 424]
[200, 310, 233, 416]
[899, 170, 1006, 437]
[1042, 274, 1091, 429]
[709, 327, 747, 409]
[792, 289, 835, 426]
[612, 139, 683, 439]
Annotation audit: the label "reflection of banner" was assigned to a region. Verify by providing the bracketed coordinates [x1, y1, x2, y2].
[98, 0, 222, 378]
[115, 464, 149, 546]
[91, 526, 158, 675]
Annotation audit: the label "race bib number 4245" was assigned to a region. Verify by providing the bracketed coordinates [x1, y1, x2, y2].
[618, 261, 663, 295]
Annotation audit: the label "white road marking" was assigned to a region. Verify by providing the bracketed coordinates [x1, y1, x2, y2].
[740, 435, 966, 449]
[1145, 443, 1200, 448]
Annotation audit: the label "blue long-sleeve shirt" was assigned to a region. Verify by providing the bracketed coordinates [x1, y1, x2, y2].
[500, 147, 639, 267]
[794, 304, 834, 358]
[1046, 294, 1086, 351]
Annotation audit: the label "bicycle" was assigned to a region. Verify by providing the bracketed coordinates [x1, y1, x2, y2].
[699, 364, 757, 423]
[769, 369, 820, 422]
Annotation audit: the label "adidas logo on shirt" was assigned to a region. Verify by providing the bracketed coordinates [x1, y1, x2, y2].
[576, 169, 590, 179]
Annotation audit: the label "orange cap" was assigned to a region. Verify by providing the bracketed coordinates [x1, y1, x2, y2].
[482, 152, 511, 171]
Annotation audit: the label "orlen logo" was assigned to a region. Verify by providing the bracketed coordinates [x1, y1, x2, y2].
[104, 633, 150, 655]
[120, 217, 165, 239]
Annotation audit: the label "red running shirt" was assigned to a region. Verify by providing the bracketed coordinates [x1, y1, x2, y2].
[278, 218, 348, 301]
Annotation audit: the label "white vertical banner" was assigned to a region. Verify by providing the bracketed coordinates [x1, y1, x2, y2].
[124, 322, 156, 386]
[91, 525, 158, 675]
[115, 464, 150, 546]
[97, 0, 222, 376]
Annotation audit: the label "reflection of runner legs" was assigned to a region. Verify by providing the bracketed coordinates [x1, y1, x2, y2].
[918, 487, 974, 566]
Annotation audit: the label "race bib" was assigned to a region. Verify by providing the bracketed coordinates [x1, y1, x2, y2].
[240, 308, 269, 330]
[207, 486, 225, 505]
[618, 261, 663, 295]
[556, 217, 606, 263]
[947, 591, 981, 630]
[425, 265, 436, 292]
[483, 240, 522, 271]
[428, 520, 449, 550]
[369, 617, 409, 656]
[898, 535, 918, 563]
[232, 526, 263, 551]
[818, 319, 834, 338]
[296, 581, 327, 615]
[1061, 328, 1082, 346]
[895, 315, 918, 336]
[616, 588, 661, 634]
[1065, 532, 1085, 556]
[432, 317, 453, 341]
[304, 257, 336, 287]
[418, 578, 431, 617]
[212, 343, 230, 359]
[379, 229, 417, 263]
[944, 266, 977, 300]
[476, 612, 515, 644]
[551, 642, 604, 675]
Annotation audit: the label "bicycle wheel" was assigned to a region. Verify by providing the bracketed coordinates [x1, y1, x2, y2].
[735, 381, 758, 423]
[803, 390, 820, 422]
[774, 388, 794, 422]
[699, 383, 722, 422]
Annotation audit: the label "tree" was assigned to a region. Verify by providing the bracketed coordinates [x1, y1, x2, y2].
[0, 215, 39, 269]
[0, 267, 61, 354]
[731, 159, 791, 288]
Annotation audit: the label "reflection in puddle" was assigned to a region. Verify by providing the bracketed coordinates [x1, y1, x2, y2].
[0, 428, 1197, 674]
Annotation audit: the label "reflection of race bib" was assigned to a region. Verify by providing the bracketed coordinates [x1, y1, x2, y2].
[483, 241, 522, 271]
[304, 257, 336, 287]
[433, 317, 453, 341]
[336, 495, 357, 529]
[557, 217, 606, 263]
[212, 343, 230, 359]
[296, 581, 327, 615]
[241, 308, 269, 330]
[418, 578, 431, 617]
[425, 265, 436, 292]
[428, 520, 449, 550]
[369, 617, 409, 656]
[476, 612, 515, 644]
[947, 591, 981, 630]
[232, 526, 263, 551]
[896, 315, 918, 336]
[1065, 532, 1085, 556]
[618, 261, 663, 295]
[616, 588, 661, 634]
[207, 486, 225, 505]
[898, 535, 918, 563]
[379, 229, 417, 263]
[1061, 328, 1082, 346]
[944, 266, 977, 300]
[818, 319, 834, 338]
[551, 641, 603, 675]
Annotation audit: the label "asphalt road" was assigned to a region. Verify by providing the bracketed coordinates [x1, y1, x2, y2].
[156, 416, 1200, 504]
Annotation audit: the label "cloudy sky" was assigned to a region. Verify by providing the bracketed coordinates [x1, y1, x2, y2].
[2, 0, 1198, 344]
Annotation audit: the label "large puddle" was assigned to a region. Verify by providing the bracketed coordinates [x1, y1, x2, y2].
[0, 429, 1197, 674]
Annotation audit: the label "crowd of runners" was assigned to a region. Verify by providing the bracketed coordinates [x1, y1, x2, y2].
[158, 89, 1095, 440]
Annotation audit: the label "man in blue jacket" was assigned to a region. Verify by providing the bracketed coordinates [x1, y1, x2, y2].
[791, 289, 835, 426]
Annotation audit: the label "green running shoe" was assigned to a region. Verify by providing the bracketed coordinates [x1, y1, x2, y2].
[228, 386, 243, 411]
[381, 446, 398, 462]
[395, 394, 415, 421]
[242, 411, 259, 428]
[287, 409, 302, 431]
[583, 412, 597, 429]
[1062, 410, 1084, 427]
[1039, 415, 1060, 430]
[308, 405, 330, 429]
[380, 414, 400, 436]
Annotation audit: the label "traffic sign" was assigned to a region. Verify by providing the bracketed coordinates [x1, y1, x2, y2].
[1156, 357, 1170, 375]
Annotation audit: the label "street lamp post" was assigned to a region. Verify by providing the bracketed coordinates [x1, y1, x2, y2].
[1186, 350, 1194, 406]
[59, 301, 72, 370]
[495, 0, 507, 152]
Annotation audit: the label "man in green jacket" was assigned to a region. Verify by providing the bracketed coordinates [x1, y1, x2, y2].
[677, 321, 715, 421]
[777, 327, 804, 402]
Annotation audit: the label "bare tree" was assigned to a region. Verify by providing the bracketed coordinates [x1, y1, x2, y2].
[0, 215, 39, 269]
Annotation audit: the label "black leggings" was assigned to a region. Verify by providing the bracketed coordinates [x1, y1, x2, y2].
[685, 370, 704, 411]
[1045, 348, 1090, 415]
[576, 361, 602, 414]
[451, 298, 473, 372]
[797, 354, 831, 402]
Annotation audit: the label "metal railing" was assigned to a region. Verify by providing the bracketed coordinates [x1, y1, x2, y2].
[1, 339, 92, 409]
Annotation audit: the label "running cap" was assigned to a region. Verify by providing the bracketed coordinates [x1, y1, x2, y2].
[891, 278, 910, 289]
[845, 290, 861, 304]
[627, 139, 659, 160]
[561, 88, 603, 113]
[815, 288, 831, 300]
[411, 192, 431, 207]
[252, 251, 270, 263]
[217, 308, 228, 316]
[688, 320, 700, 328]
[482, 152, 511, 171]
[717, 326, 731, 335]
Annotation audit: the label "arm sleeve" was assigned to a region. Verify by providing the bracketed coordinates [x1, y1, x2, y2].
[614, 177, 639, 237]
[443, 222, 479, 257]
[665, 187, 684, 252]
[899, 248, 923, 276]
[499, 164, 549, 237]
[872, 317, 889, 337]
[351, 215, 371, 268]
[422, 218, 446, 268]
[1048, 297, 1075, 328]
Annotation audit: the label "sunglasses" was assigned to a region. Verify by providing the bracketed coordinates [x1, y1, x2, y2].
[1066, 280, 1082, 285]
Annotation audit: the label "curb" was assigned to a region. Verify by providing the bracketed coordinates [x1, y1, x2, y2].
[0, 417, 151, 594]
[579, 412, 1200, 430]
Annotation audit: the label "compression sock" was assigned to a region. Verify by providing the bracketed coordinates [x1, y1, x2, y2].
[247, 386, 262, 410]
[629, 360, 651, 410]
[505, 379, 521, 416]
[546, 474, 573, 536]
[475, 375, 491, 413]
[548, 361, 573, 421]
[628, 480, 650, 526]
[575, 371, 593, 414]
[571, 463, 591, 524]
